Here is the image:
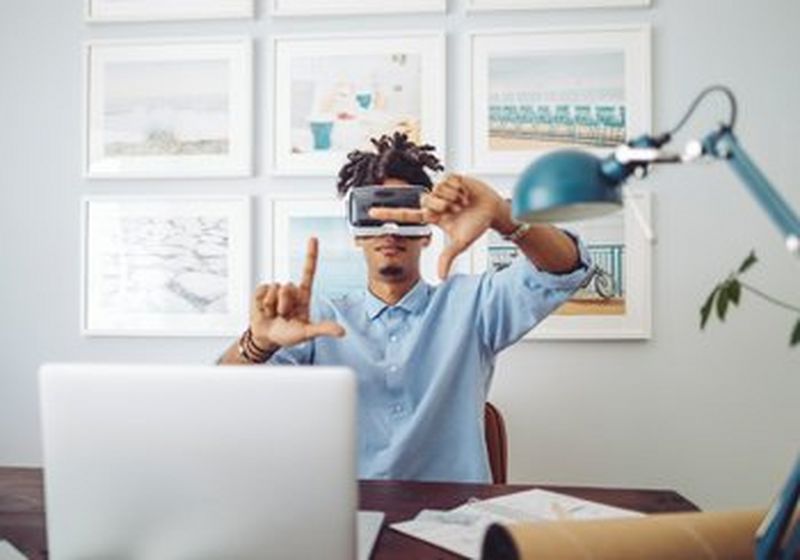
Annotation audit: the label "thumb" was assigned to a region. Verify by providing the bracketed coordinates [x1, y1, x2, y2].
[438, 242, 465, 280]
[304, 320, 346, 339]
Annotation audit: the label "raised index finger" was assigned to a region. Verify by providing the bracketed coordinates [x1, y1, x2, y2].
[300, 237, 319, 292]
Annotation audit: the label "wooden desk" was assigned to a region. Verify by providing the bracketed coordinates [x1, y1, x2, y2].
[0, 467, 699, 560]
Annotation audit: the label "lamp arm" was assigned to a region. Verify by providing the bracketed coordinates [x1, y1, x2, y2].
[625, 192, 655, 242]
[704, 127, 800, 255]
[755, 454, 800, 560]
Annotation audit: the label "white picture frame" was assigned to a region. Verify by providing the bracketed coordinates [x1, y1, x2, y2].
[82, 195, 251, 336]
[271, 0, 445, 16]
[472, 189, 653, 339]
[467, 0, 650, 11]
[84, 37, 253, 179]
[266, 195, 471, 297]
[271, 32, 446, 176]
[469, 25, 651, 174]
[85, 0, 254, 22]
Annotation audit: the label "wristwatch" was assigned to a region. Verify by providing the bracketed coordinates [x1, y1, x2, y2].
[501, 221, 531, 243]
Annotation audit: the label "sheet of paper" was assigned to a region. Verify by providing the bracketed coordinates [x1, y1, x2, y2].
[358, 510, 385, 560]
[0, 541, 27, 560]
[390, 489, 644, 559]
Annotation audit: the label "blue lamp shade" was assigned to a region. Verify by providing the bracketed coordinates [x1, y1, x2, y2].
[512, 150, 625, 224]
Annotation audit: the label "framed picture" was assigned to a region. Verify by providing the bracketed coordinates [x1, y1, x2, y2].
[467, 0, 650, 11]
[469, 25, 651, 174]
[271, 33, 446, 176]
[472, 189, 652, 339]
[82, 196, 251, 336]
[85, 0, 254, 22]
[271, 0, 445, 16]
[267, 196, 471, 297]
[84, 38, 252, 178]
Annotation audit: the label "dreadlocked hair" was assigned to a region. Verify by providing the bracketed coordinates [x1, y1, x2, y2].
[336, 132, 444, 197]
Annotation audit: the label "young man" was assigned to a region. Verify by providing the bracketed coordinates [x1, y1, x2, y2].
[220, 133, 592, 482]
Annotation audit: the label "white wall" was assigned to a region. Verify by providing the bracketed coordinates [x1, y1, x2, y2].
[1, 0, 797, 510]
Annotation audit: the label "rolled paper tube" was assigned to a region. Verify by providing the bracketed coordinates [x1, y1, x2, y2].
[481, 509, 765, 560]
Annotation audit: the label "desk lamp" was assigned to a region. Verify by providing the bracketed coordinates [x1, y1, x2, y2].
[509, 84, 799, 559]
[512, 85, 800, 255]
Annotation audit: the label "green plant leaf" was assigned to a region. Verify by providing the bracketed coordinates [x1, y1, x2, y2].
[727, 279, 741, 306]
[716, 287, 730, 321]
[791, 318, 800, 347]
[700, 287, 719, 329]
[738, 251, 757, 274]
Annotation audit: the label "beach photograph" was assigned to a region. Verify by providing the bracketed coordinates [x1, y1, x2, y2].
[102, 59, 231, 158]
[485, 207, 626, 317]
[288, 52, 423, 155]
[487, 50, 627, 152]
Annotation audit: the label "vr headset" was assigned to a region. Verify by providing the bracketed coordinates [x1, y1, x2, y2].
[345, 185, 432, 237]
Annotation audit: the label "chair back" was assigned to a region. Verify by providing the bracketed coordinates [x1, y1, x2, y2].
[484, 402, 508, 484]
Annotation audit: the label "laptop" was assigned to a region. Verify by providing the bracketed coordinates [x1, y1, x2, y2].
[39, 363, 383, 560]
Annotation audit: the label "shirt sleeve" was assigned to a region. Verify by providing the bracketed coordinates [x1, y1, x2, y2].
[266, 340, 313, 365]
[476, 230, 593, 354]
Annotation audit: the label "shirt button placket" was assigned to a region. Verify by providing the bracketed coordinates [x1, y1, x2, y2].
[385, 312, 403, 389]
[386, 363, 400, 388]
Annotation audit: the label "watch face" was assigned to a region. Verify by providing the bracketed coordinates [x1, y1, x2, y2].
[503, 222, 530, 242]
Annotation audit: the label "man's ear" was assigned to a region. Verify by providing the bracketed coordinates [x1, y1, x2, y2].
[421, 235, 432, 248]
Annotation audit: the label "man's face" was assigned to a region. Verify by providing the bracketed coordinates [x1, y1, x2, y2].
[353, 178, 431, 284]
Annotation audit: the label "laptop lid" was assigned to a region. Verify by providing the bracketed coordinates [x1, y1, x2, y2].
[39, 363, 357, 560]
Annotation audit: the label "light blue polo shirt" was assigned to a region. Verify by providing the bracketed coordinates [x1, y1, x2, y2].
[268, 245, 592, 482]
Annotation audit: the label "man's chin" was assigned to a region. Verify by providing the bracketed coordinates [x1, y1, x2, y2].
[378, 265, 405, 279]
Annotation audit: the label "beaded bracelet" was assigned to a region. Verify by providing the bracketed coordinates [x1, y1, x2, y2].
[237, 328, 270, 364]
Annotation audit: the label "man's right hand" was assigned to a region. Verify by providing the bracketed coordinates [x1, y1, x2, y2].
[250, 237, 346, 351]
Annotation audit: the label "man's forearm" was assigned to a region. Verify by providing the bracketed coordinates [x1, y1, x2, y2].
[491, 200, 581, 274]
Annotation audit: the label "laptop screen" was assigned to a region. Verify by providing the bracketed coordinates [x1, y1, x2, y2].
[39, 363, 358, 560]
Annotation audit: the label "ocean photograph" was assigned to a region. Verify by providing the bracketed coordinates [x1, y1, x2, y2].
[103, 59, 231, 158]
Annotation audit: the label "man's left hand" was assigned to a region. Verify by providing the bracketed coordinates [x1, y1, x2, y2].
[369, 174, 507, 279]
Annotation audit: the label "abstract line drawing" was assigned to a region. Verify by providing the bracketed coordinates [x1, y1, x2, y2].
[83, 196, 250, 336]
